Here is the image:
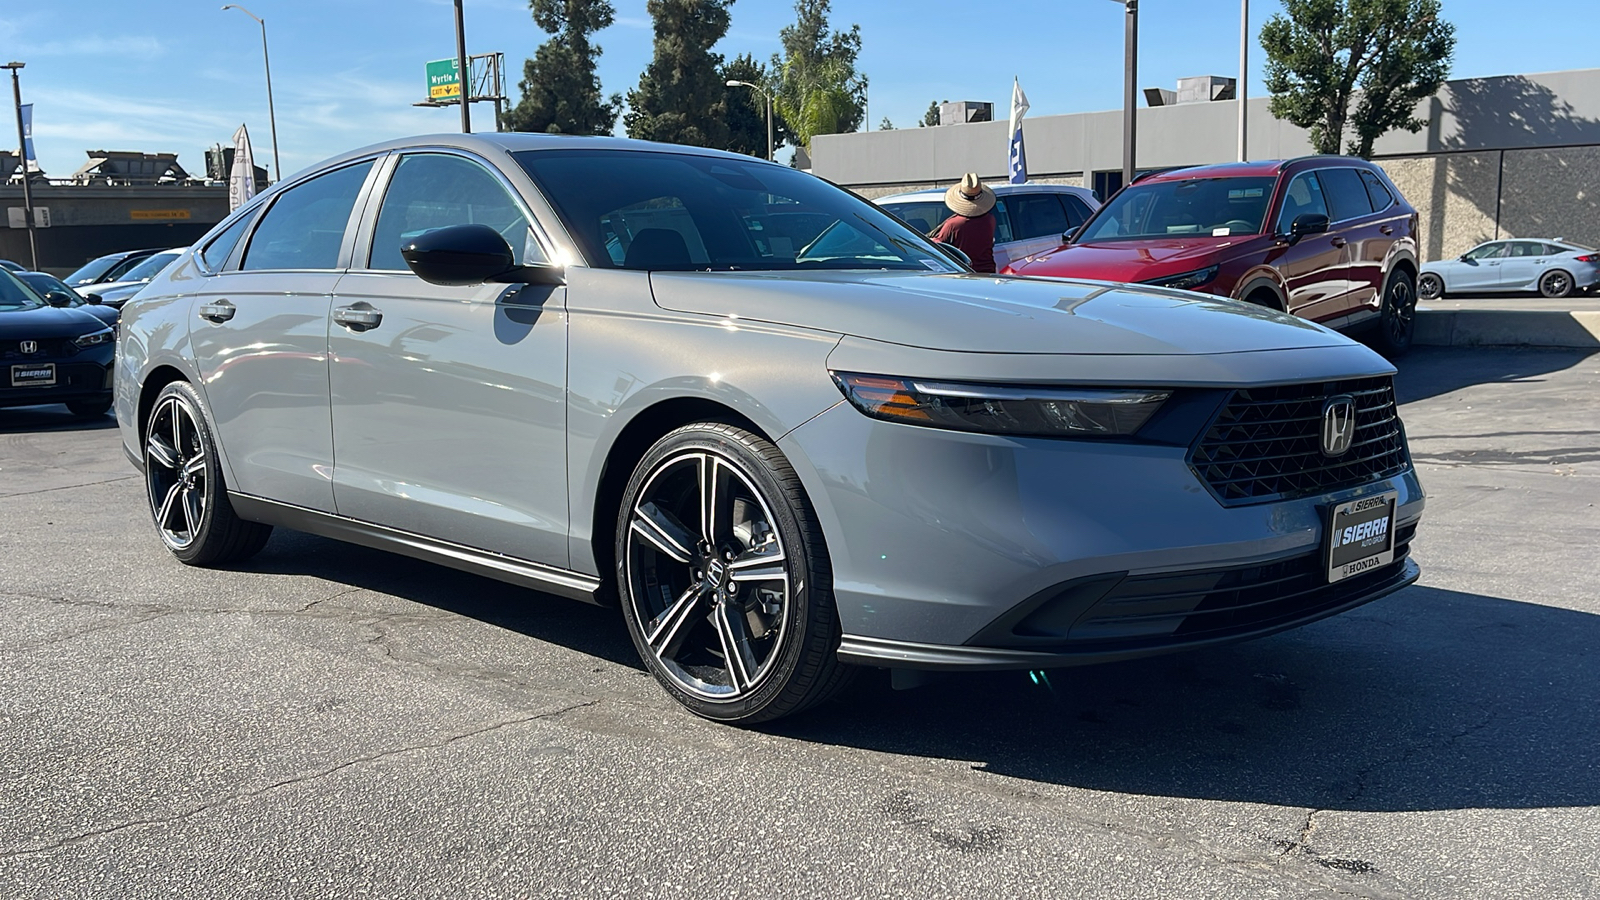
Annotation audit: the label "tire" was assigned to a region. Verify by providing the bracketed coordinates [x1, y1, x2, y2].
[143, 381, 272, 566]
[1416, 272, 1444, 301]
[65, 396, 113, 418]
[1539, 269, 1574, 299]
[616, 422, 851, 724]
[1372, 269, 1417, 358]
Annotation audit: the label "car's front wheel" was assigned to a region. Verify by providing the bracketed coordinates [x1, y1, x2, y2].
[1540, 269, 1574, 298]
[1373, 269, 1417, 358]
[616, 423, 850, 724]
[1416, 272, 1444, 301]
[144, 381, 272, 565]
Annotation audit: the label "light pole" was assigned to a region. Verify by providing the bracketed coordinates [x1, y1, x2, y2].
[726, 80, 773, 162]
[2, 61, 37, 271]
[1107, 0, 1138, 188]
[453, 0, 471, 133]
[1238, 0, 1249, 161]
[221, 5, 281, 181]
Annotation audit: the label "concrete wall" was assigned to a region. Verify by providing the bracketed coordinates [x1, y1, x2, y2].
[0, 183, 227, 274]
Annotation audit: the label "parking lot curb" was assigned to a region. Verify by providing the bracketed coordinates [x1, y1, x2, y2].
[1414, 309, 1600, 349]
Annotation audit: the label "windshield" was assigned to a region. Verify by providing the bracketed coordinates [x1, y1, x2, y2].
[0, 269, 45, 310]
[513, 149, 962, 273]
[1078, 176, 1277, 242]
[66, 255, 123, 286]
[118, 251, 182, 283]
[19, 272, 82, 302]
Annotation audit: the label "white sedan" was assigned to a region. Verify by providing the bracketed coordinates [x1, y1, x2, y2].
[1418, 239, 1600, 300]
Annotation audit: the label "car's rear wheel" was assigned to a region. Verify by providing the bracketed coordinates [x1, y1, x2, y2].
[1540, 269, 1574, 298]
[1373, 269, 1417, 358]
[66, 397, 112, 418]
[1416, 272, 1444, 301]
[144, 381, 272, 565]
[616, 423, 850, 724]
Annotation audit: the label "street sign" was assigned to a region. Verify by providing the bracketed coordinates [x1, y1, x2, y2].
[6, 207, 49, 229]
[427, 59, 461, 101]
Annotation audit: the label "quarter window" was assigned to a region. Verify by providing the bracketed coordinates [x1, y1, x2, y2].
[1010, 194, 1071, 240]
[1275, 172, 1331, 232]
[1062, 195, 1095, 229]
[1359, 170, 1395, 212]
[199, 212, 254, 272]
[369, 154, 545, 271]
[1319, 168, 1374, 222]
[242, 161, 373, 271]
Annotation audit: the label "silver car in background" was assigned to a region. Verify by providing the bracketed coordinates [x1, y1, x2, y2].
[116, 134, 1422, 724]
[1418, 238, 1600, 299]
[874, 183, 1101, 271]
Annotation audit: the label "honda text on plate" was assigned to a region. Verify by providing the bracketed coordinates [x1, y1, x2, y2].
[115, 135, 1424, 723]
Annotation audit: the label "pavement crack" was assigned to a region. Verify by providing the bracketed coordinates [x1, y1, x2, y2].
[0, 475, 137, 499]
[0, 700, 598, 861]
[297, 587, 364, 613]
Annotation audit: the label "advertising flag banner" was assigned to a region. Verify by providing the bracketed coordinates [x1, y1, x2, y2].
[229, 124, 256, 212]
[20, 103, 34, 162]
[1008, 79, 1030, 185]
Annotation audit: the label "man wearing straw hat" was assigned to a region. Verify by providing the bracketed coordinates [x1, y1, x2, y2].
[931, 173, 998, 273]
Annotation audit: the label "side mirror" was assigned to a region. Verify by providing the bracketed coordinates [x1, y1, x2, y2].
[936, 241, 972, 268]
[45, 290, 76, 308]
[1459, 254, 1472, 263]
[402, 223, 564, 286]
[84, 292, 104, 305]
[1287, 213, 1330, 244]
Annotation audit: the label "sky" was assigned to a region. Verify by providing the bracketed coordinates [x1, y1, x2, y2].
[4, 0, 1597, 180]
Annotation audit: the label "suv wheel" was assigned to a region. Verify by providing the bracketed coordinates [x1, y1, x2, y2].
[616, 423, 850, 724]
[144, 381, 273, 565]
[1540, 270, 1574, 298]
[1373, 269, 1417, 358]
[1416, 272, 1444, 301]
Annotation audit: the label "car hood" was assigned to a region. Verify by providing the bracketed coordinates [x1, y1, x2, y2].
[0, 304, 111, 337]
[1007, 236, 1258, 281]
[646, 270, 1348, 355]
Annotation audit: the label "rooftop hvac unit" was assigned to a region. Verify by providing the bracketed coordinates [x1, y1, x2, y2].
[938, 101, 994, 126]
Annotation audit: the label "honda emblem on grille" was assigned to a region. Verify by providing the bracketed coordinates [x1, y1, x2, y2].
[20, 340, 37, 355]
[1321, 395, 1356, 457]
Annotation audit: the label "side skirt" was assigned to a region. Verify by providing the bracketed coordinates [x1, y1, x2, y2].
[228, 492, 603, 604]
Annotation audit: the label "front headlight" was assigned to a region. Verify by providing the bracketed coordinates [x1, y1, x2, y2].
[831, 372, 1171, 438]
[1139, 265, 1219, 291]
[74, 328, 115, 348]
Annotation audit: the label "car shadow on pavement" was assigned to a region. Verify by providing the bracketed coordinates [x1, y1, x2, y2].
[773, 584, 1600, 814]
[0, 406, 118, 434]
[1394, 346, 1597, 405]
[244, 529, 644, 670]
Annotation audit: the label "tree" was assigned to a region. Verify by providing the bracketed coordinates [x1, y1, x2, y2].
[771, 0, 866, 150]
[919, 101, 941, 127]
[1261, 0, 1455, 158]
[624, 0, 733, 148]
[878, 116, 894, 131]
[721, 53, 771, 158]
[503, 0, 621, 135]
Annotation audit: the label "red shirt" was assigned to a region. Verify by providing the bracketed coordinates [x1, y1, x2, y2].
[933, 212, 997, 273]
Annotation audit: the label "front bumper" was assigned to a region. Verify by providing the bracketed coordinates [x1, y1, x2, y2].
[779, 399, 1424, 661]
[0, 358, 114, 409]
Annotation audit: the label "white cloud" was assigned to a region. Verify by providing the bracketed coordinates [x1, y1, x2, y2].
[31, 34, 166, 58]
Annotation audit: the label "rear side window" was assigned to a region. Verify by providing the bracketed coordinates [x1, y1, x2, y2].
[882, 198, 1014, 243]
[242, 161, 373, 271]
[369, 153, 544, 271]
[1010, 194, 1070, 240]
[199, 213, 253, 272]
[1319, 168, 1374, 221]
[1275, 172, 1331, 232]
[1509, 242, 1548, 257]
[1359, 170, 1394, 212]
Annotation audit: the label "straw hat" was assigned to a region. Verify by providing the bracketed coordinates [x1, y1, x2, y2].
[944, 173, 996, 217]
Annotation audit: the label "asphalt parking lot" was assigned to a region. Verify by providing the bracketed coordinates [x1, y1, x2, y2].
[2, 346, 1597, 899]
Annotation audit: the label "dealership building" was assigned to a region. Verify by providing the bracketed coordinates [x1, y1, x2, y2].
[812, 68, 1600, 262]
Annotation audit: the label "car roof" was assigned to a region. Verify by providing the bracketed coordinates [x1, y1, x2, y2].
[875, 184, 1093, 203]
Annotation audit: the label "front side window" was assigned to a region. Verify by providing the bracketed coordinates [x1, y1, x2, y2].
[1077, 176, 1277, 242]
[369, 154, 544, 271]
[515, 149, 961, 273]
[1010, 194, 1070, 240]
[1318, 167, 1374, 222]
[1275, 172, 1331, 232]
[242, 161, 374, 271]
[200, 212, 254, 272]
[1463, 242, 1507, 260]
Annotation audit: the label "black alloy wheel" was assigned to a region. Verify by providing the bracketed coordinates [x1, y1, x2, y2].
[1540, 269, 1574, 299]
[143, 381, 272, 565]
[1374, 269, 1417, 358]
[617, 423, 849, 723]
[1416, 272, 1444, 301]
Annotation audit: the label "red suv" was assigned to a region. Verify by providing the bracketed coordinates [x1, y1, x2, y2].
[1004, 157, 1421, 356]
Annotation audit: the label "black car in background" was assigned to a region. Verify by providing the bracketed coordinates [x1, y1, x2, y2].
[64, 248, 166, 288]
[16, 271, 120, 331]
[0, 268, 116, 417]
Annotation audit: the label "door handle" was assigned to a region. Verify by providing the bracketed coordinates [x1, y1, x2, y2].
[1379, 226, 1394, 235]
[198, 300, 236, 322]
[1330, 237, 1348, 248]
[333, 305, 383, 329]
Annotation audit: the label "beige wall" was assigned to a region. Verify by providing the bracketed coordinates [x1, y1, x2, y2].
[1377, 153, 1498, 261]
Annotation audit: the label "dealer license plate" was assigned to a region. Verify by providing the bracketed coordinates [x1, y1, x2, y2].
[1326, 491, 1397, 583]
[10, 363, 56, 387]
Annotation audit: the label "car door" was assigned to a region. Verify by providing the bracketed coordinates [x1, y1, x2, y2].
[1498, 241, 1549, 290]
[188, 158, 378, 512]
[1316, 166, 1388, 314]
[1267, 170, 1347, 322]
[1452, 242, 1508, 291]
[1001, 193, 1073, 267]
[328, 150, 569, 566]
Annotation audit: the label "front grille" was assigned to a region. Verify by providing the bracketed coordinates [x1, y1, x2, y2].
[0, 338, 79, 359]
[1010, 523, 1417, 648]
[1189, 376, 1409, 505]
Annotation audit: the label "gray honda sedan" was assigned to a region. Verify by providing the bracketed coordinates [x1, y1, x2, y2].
[115, 134, 1423, 723]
